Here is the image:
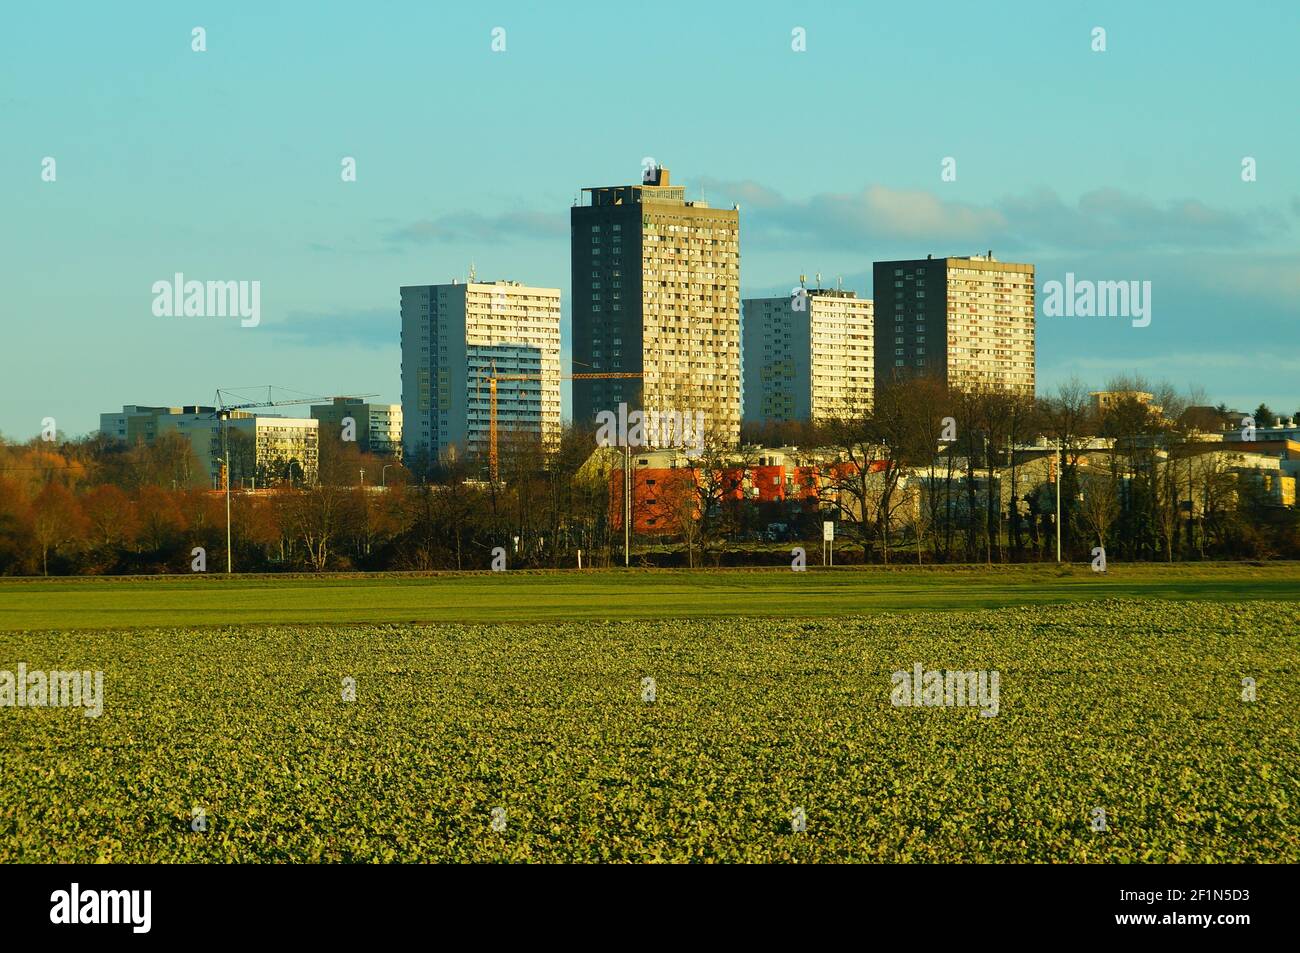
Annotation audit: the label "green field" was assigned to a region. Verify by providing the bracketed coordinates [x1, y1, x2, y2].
[2, 567, 1298, 862]
[3, 562, 1300, 630]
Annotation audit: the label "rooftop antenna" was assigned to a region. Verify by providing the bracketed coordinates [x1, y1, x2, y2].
[815, 272, 822, 290]
[799, 274, 807, 289]
[468, 261, 477, 282]
[836, 275, 843, 291]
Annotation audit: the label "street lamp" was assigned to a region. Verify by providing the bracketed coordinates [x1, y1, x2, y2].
[217, 407, 234, 574]
[381, 464, 392, 488]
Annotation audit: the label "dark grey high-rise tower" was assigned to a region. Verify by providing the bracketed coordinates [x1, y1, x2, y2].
[872, 254, 1035, 395]
[570, 165, 740, 445]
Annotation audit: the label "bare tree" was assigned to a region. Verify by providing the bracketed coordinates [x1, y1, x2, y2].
[284, 484, 355, 571]
[1037, 378, 1094, 560]
[1077, 466, 1120, 554]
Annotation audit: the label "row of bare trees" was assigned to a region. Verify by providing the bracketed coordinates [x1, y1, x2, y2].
[797, 376, 1295, 564]
[1, 373, 1296, 574]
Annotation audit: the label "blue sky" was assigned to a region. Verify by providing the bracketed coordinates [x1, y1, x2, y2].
[3, 0, 1298, 439]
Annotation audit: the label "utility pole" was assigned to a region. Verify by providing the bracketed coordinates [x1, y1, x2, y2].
[1055, 438, 1062, 563]
[221, 411, 233, 573]
[623, 443, 631, 567]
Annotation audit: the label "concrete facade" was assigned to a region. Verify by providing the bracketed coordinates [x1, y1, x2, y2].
[572, 166, 741, 447]
[743, 286, 874, 424]
[873, 254, 1035, 396]
[401, 279, 561, 465]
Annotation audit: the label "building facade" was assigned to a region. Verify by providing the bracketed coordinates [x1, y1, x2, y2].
[99, 405, 318, 486]
[310, 397, 403, 458]
[571, 165, 741, 447]
[400, 279, 561, 465]
[742, 285, 874, 425]
[872, 254, 1035, 395]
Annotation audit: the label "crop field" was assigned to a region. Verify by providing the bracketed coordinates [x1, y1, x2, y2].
[3, 561, 1300, 630]
[2, 594, 1297, 862]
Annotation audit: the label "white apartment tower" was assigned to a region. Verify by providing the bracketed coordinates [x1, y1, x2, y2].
[742, 285, 874, 424]
[400, 280, 561, 465]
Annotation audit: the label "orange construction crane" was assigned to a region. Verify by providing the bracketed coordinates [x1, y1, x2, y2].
[483, 364, 641, 482]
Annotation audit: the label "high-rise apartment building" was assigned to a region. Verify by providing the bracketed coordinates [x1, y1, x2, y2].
[571, 165, 741, 447]
[872, 254, 1035, 395]
[400, 279, 561, 465]
[310, 397, 403, 458]
[742, 285, 874, 424]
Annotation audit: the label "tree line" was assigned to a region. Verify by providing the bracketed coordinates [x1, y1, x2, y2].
[1, 376, 1296, 575]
